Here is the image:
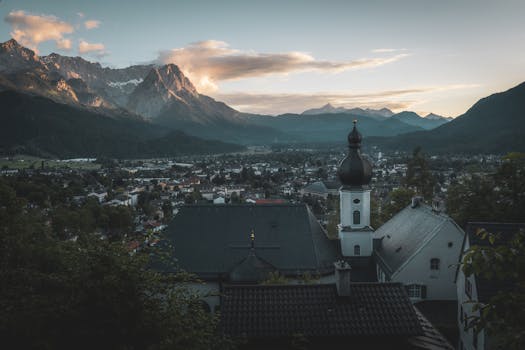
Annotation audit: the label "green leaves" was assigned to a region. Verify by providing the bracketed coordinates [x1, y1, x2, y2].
[0, 179, 229, 350]
[461, 229, 525, 349]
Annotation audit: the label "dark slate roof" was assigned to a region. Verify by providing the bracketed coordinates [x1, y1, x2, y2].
[408, 307, 455, 350]
[344, 257, 378, 282]
[303, 181, 328, 194]
[464, 222, 525, 303]
[373, 203, 464, 276]
[229, 250, 276, 283]
[323, 180, 341, 191]
[220, 283, 423, 338]
[165, 204, 341, 279]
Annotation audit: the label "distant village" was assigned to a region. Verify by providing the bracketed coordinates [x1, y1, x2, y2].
[1, 148, 502, 251]
[1, 145, 511, 349]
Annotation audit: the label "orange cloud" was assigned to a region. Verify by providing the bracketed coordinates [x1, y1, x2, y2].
[213, 84, 479, 115]
[84, 20, 100, 30]
[78, 39, 106, 56]
[4, 10, 74, 53]
[56, 38, 72, 50]
[158, 40, 409, 92]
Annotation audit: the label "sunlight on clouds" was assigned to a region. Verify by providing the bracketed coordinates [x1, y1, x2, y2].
[56, 38, 72, 50]
[213, 84, 480, 115]
[4, 10, 74, 53]
[158, 40, 410, 93]
[78, 39, 106, 56]
[372, 48, 408, 53]
[84, 20, 100, 30]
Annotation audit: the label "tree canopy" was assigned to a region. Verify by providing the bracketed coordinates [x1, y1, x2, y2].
[462, 228, 525, 350]
[0, 178, 231, 350]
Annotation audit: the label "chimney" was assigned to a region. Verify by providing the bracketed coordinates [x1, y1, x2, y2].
[432, 197, 445, 213]
[334, 260, 352, 296]
[411, 196, 423, 208]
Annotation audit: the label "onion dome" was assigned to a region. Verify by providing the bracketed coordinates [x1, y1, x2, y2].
[338, 120, 373, 187]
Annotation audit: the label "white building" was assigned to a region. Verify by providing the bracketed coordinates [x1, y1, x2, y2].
[373, 197, 464, 301]
[336, 120, 374, 258]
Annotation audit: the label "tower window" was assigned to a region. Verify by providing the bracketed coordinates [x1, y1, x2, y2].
[353, 210, 360, 225]
[354, 245, 361, 256]
[353, 198, 360, 204]
[430, 258, 440, 270]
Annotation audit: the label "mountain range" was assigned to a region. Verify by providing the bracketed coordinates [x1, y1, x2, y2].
[0, 38, 523, 156]
[369, 81, 525, 153]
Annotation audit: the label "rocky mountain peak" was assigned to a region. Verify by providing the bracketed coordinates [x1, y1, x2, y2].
[424, 113, 446, 120]
[149, 63, 197, 95]
[1, 38, 34, 56]
[0, 38, 42, 72]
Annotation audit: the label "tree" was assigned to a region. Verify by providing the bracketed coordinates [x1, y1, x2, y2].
[380, 188, 415, 223]
[405, 147, 435, 199]
[447, 154, 525, 227]
[0, 179, 232, 349]
[461, 228, 525, 349]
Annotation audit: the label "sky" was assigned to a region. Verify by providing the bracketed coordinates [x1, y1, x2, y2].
[1, 0, 524, 117]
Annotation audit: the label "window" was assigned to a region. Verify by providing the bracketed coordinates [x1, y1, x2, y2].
[460, 306, 464, 323]
[448, 241, 453, 248]
[407, 284, 421, 298]
[353, 210, 360, 225]
[406, 284, 427, 299]
[465, 277, 472, 298]
[430, 258, 440, 270]
[354, 245, 361, 256]
[353, 198, 360, 204]
[473, 331, 478, 349]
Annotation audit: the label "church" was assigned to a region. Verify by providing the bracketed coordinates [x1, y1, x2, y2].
[164, 121, 462, 348]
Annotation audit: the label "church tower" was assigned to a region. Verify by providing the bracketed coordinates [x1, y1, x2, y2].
[337, 120, 374, 257]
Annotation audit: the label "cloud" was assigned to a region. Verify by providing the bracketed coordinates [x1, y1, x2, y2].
[372, 48, 408, 53]
[158, 40, 410, 92]
[4, 10, 74, 53]
[84, 20, 100, 30]
[212, 84, 480, 115]
[78, 39, 106, 56]
[56, 38, 72, 50]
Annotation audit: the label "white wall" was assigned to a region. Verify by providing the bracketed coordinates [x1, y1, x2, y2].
[339, 228, 373, 257]
[456, 239, 486, 350]
[340, 189, 370, 229]
[392, 220, 464, 301]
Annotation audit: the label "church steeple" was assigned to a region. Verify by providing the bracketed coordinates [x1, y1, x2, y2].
[337, 121, 374, 257]
[338, 120, 373, 188]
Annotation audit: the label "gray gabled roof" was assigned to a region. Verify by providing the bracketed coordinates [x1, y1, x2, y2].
[373, 203, 462, 276]
[220, 283, 423, 338]
[164, 204, 341, 279]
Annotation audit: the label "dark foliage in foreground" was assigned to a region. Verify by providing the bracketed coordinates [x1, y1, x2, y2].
[0, 179, 232, 349]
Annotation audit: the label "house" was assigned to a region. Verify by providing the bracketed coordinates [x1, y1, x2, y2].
[373, 197, 465, 301]
[164, 203, 341, 310]
[163, 121, 457, 347]
[220, 262, 453, 350]
[455, 222, 524, 350]
[87, 190, 107, 203]
[300, 180, 340, 199]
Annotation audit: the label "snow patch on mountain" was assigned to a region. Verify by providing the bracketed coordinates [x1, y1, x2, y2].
[107, 79, 144, 88]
